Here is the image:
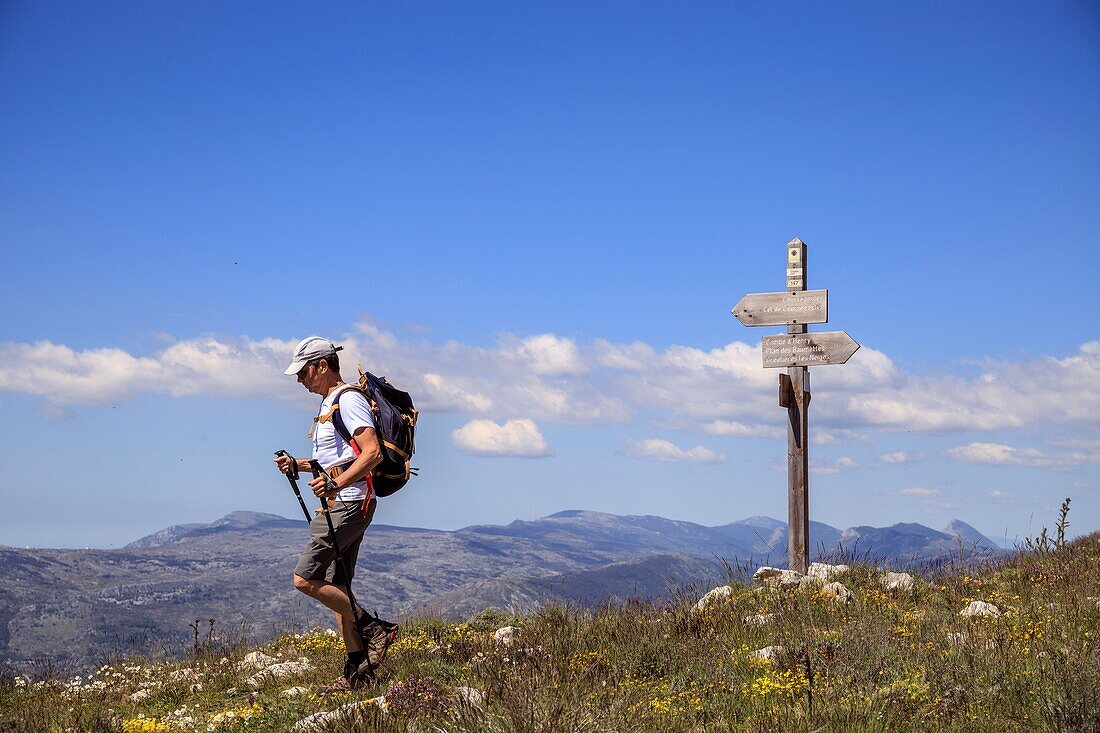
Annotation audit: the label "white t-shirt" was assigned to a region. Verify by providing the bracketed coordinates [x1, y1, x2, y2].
[311, 386, 375, 502]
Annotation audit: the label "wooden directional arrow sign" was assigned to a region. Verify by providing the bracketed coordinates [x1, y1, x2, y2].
[761, 331, 860, 368]
[732, 289, 828, 326]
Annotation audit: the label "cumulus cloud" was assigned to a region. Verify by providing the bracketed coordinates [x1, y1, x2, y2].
[899, 487, 941, 496]
[813, 429, 870, 446]
[0, 341, 165, 404]
[618, 439, 725, 463]
[810, 456, 858, 475]
[946, 442, 1100, 470]
[511, 334, 588, 376]
[451, 419, 553, 458]
[2, 326, 1098, 455]
[702, 420, 783, 438]
[881, 451, 912, 465]
[843, 342, 1100, 433]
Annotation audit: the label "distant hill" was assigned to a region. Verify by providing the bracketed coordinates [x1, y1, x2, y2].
[0, 509, 1003, 673]
[942, 520, 1003, 551]
[124, 511, 302, 549]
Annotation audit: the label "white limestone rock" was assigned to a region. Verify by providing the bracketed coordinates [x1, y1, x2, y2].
[493, 626, 518, 647]
[807, 562, 849, 583]
[240, 651, 277, 670]
[960, 601, 1001, 618]
[695, 585, 734, 611]
[743, 613, 775, 627]
[821, 581, 852, 603]
[282, 686, 310, 698]
[753, 566, 804, 589]
[293, 698, 386, 732]
[455, 686, 486, 710]
[245, 659, 313, 686]
[882, 572, 915, 592]
[749, 645, 786, 662]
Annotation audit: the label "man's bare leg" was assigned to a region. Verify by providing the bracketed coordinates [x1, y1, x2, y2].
[337, 612, 362, 651]
[293, 574, 363, 652]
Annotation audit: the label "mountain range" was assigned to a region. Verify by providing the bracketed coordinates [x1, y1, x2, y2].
[0, 509, 1004, 673]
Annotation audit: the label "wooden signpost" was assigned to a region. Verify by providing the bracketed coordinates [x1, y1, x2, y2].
[731, 238, 860, 574]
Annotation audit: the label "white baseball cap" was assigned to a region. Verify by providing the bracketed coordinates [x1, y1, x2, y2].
[284, 336, 343, 375]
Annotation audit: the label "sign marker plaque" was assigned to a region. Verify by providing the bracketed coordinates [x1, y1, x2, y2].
[761, 331, 859, 368]
[731, 289, 828, 327]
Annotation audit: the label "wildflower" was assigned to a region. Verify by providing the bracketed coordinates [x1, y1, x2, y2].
[742, 668, 809, 698]
[121, 718, 170, 733]
[385, 675, 451, 717]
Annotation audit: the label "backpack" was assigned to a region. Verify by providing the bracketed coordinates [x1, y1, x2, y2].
[331, 365, 418, 497]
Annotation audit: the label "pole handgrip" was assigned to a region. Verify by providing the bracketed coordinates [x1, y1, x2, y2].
[308, 460, 340, 495]
[274, 450, 299, 480]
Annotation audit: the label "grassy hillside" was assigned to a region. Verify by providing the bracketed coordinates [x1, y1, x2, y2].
[2, 533, 1097, 732]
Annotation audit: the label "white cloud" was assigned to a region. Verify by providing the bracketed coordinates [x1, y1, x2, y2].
[899, 487, 940, 496]
[619, 439, 725, 463]
[3, 326, 1099, 455]
[512, 334, 587, 376]
[809, 456, 858, 475]
[422, 373, 494, 413]
[0, 341, 166, 404]
[592, 339, 653, 372]
[39, 403, 75, 421]
[813, 429, 870, 446]
[451, 419, 553, 458]
[702, 420, 783, 438]
[843, 342, 1100, 433]
[986, 490, 1019, 503]
[881, 451, 912, 465]
[946, 442, 1100, 470]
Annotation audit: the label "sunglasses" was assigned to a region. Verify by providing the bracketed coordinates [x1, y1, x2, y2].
[296, 360, 320, 380]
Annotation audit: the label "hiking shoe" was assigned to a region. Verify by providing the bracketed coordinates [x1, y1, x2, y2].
[361, 615, 400, 668]
[318, 672, 370, 694]
[347, 658, 379, 688]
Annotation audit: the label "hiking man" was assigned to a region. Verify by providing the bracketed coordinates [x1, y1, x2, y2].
[273, 336, 398, 689]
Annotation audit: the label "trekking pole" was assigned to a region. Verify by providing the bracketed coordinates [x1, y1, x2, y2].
[307, 459, 366, 636]
[274, 450, 313, 523]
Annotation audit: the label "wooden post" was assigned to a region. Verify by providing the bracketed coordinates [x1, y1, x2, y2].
[733, 238, 856, 573]
[785, 238, 810, 574]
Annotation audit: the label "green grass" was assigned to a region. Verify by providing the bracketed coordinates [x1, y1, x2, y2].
[2, 535, 1098, 732]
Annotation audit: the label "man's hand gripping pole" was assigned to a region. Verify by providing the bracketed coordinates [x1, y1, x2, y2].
[274, 450, 312, 523]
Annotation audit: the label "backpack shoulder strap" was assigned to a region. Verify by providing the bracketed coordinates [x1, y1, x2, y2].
[330, 385, 365, 451]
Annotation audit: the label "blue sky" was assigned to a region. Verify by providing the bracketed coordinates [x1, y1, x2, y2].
[1, 1, 1098, 548]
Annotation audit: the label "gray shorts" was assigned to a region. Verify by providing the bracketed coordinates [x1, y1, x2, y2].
[293, 498, 376, 586]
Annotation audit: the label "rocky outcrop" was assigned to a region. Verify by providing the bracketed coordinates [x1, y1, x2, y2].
[245, 659, 313, 687]
[695, 585, 734, 610]
[882, 572, 915, 591]
[752, 567, 803, 589]
[821, 581, 852, 603]
[959, 601, 1001, 618]
[807, 562, 849, 582]
[292, 698, 386, 732]
[493, 626, 518, 647]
